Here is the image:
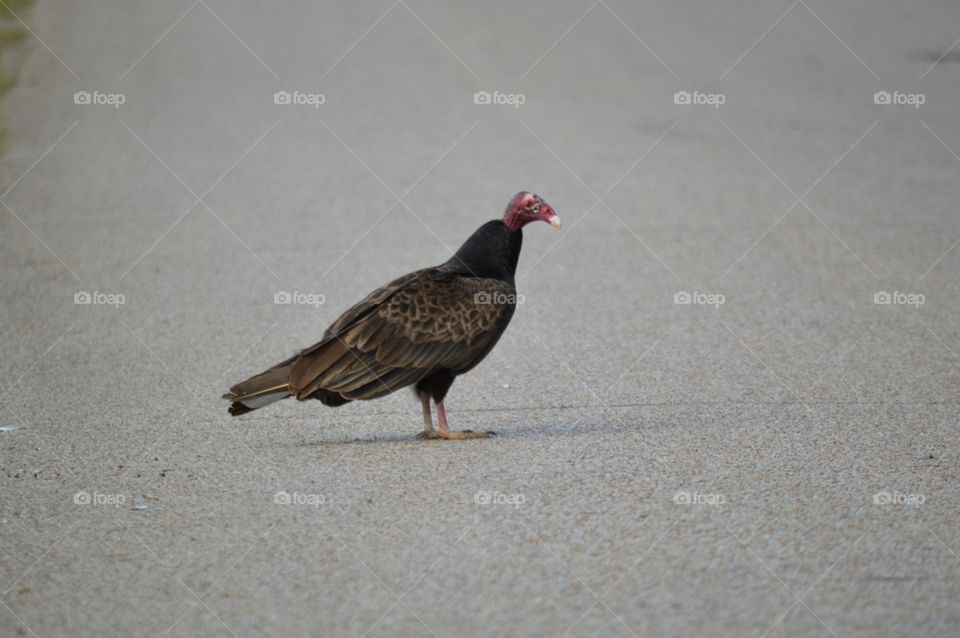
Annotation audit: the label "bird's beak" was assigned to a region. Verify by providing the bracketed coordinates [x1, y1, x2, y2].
[542, 204, 561, 228]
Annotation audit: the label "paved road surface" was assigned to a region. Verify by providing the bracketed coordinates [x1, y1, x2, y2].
[2, 1, 959, 636]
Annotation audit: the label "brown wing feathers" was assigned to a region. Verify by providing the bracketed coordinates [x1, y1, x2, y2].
[223, 354, 298, 415]
[225, 268, 515, 413]
[288, 271, 513, 402]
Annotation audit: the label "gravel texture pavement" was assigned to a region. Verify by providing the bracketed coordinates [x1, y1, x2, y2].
[1, 1, 959, 636]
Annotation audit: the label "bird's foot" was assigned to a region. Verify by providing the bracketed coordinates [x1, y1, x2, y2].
[417, 429, 496, 440]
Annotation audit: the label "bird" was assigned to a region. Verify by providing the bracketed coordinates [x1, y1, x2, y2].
[223, 191, 561, 440]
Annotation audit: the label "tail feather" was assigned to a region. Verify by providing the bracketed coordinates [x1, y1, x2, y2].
[224, 355, 296, 416]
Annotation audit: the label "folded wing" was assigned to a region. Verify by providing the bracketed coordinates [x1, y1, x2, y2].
[288, 269, 515, 401]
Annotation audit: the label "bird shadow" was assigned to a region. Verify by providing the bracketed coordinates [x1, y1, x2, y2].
[283, 419, 636, 448]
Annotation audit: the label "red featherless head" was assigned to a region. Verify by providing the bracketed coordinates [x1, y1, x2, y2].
[502, 192, 561, 232]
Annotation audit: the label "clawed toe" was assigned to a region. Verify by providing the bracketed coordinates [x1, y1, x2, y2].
[444, 431, 488, 440]
[417, 396, 496, 440]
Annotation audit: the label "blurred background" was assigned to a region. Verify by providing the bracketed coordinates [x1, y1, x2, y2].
[1, 1, 958, 636]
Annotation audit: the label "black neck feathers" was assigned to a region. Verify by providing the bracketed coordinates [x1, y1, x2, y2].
[442, 220, 522, 285]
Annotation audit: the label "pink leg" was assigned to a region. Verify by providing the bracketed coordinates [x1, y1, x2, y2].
[436, 400, 449, 433]
[426, 400, 494, 440]
[419, 391, 433, 435]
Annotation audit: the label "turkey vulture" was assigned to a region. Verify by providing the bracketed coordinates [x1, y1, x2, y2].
[224, 192, 560, 439]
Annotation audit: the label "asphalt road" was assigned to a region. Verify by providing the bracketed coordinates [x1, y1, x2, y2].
[2, 1, 959, 636]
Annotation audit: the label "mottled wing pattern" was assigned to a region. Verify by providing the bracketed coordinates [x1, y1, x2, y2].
[318, 270, 425, 343]
[288, 270, 515, 401]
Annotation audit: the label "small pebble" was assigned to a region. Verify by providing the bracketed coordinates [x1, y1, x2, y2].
[0, 425, 18, 432]
[502, 384, 510, 389]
